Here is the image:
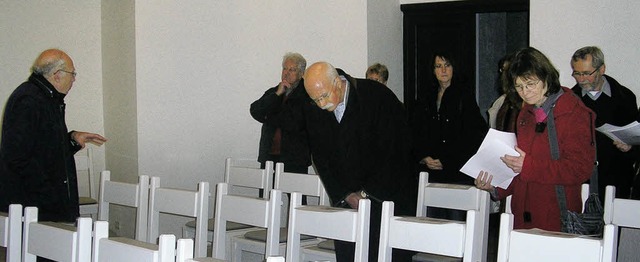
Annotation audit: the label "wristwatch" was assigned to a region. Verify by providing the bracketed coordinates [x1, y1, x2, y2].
[359, 190, 368, 199]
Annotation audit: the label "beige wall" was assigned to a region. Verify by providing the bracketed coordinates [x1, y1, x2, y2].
[0, 0, 106, 173]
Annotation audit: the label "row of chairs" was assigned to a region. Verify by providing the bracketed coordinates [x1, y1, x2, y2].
[188, 159, 493, 262]
[0, 204, 285, 262]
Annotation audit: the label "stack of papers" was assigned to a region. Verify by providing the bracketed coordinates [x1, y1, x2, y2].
[460, 129, 519, 189]
[596, 121, 640, 145]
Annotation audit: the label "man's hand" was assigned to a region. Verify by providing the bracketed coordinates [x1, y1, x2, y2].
[275, 80, 292, 96]
[613, 140, 632, 152]
[71, 131, 107, 149]
[345, 192, 364, 209]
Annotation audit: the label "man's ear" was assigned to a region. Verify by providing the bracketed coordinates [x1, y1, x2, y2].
[600, 64, 606, 75]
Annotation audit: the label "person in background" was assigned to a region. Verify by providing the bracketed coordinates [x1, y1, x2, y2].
[0, 49, 107, 224]
[365, 62, 388, 86]
[487, 53, 522, 132]
[411, 50, 487, 220]
[475, 47, 595, 231]
[570, 46, 638, 199]
[250, 52, 310, 174]
[303, 61, 416, 261]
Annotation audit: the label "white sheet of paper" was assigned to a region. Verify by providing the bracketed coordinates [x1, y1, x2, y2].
[596, 121, 640, 145]
[460, 129, 519, 189]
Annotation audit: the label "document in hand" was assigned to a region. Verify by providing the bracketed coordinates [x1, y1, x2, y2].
[460, 128, 519, 189]
[596, 121, 640, 145]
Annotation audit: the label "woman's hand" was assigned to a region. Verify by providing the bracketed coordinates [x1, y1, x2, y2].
[475, 171, 495, 191]
[501, 146, 525, 173]
[423, 156, 443, 170]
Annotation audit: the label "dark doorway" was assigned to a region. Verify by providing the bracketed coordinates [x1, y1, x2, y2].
[402, 0, 529, 118]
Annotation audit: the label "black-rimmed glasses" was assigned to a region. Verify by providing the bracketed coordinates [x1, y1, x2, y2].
[571, 66, 601, 78]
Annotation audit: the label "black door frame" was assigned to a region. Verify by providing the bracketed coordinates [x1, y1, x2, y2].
[401, 0, 529, 114]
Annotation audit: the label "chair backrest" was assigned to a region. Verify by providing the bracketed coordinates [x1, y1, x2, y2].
[22, 207, 92, 262]
[604, 185, 640, 229]
[97, 171, 150, 241]
[505, 183, 590, 214]
[496, 212, 617, 262]
[274, 162, 330, 206]
[75, 147, 97, 200]
[175, 238, 194, 262]
[147, 177, 209, 258]
[286, 192, 371, 262]
[224, 158, 274, 199]
[93, 220, 175, 262]
[379, 200, 478, 261]
[212, 182, 282, 260]
[415, 172, 490, 261]
[0, 204, 22, 262]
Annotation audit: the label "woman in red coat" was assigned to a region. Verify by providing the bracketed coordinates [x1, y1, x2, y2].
[475, 47, 596, 231]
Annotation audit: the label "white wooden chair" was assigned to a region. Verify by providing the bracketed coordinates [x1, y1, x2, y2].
[286, 191, 371, 262]
[148, 177, 209, 257]
[22, 207, 92, 262]
[0, 204, 22, 262]
[97, 171, 150, 241]
[92, 220, 176, 262]
[604, 185, 640, 260]
[496, 212, 617, 262]
[178, 183, 281, 261]
[182, 159, 275, 256]
[604, 185, 640, 229]
[76, 147, 99, 220]
[231, 162, 327, 260]
[380, 200, 473, 261]
[413, 172, 490, 262]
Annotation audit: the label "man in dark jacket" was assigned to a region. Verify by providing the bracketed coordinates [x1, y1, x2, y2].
[303, 62, 417, 261]
[0, 49, 107, 223]
[250, 52, 310, 173]
[570, 46, 638, 199]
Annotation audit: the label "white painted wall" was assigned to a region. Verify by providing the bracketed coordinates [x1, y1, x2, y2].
[0, 0, 106, 173]
[530, 0, 640, 97]
[134, 0, 368, 190]
[367, 0, 404, 99]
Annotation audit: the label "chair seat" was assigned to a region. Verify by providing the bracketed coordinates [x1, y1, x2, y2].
[243, 227, 315, 243]
[186, 218, 253, 231]
[317, 239, 334, 250]
[79, 197, 98, 205]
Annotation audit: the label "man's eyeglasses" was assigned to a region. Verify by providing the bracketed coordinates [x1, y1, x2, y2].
[571, 66, 601, 78]
[57, 69, 77, 77]
[514, 79, 540, 92]
[311, 88, 333, 105]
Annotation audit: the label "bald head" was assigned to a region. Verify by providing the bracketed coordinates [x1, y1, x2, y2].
[32, 49, 76, 94]
[304, 62, 343, 111]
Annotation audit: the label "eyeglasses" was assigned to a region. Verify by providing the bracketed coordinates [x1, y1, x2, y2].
[57, 69, 77, 78]
[310, 79, 338, 105]
[514, 79, 540, 92]
[571, 66, 601, 78]
[311, 87, 333, 105]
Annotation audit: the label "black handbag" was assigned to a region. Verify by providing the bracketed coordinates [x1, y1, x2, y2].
[546, 102, 604, 236]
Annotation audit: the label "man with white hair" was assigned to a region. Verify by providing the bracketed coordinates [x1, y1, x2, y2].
[303, 61, 416, 261]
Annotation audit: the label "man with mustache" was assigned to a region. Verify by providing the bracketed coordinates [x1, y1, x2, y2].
[570, 46, 638, 200]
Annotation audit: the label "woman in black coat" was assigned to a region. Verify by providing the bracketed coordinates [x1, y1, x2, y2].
[411, 51, 488, 186]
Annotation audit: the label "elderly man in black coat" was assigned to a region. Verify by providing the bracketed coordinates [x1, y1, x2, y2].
[0, 49, 106, 223]
[303, 61, 417, 261]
